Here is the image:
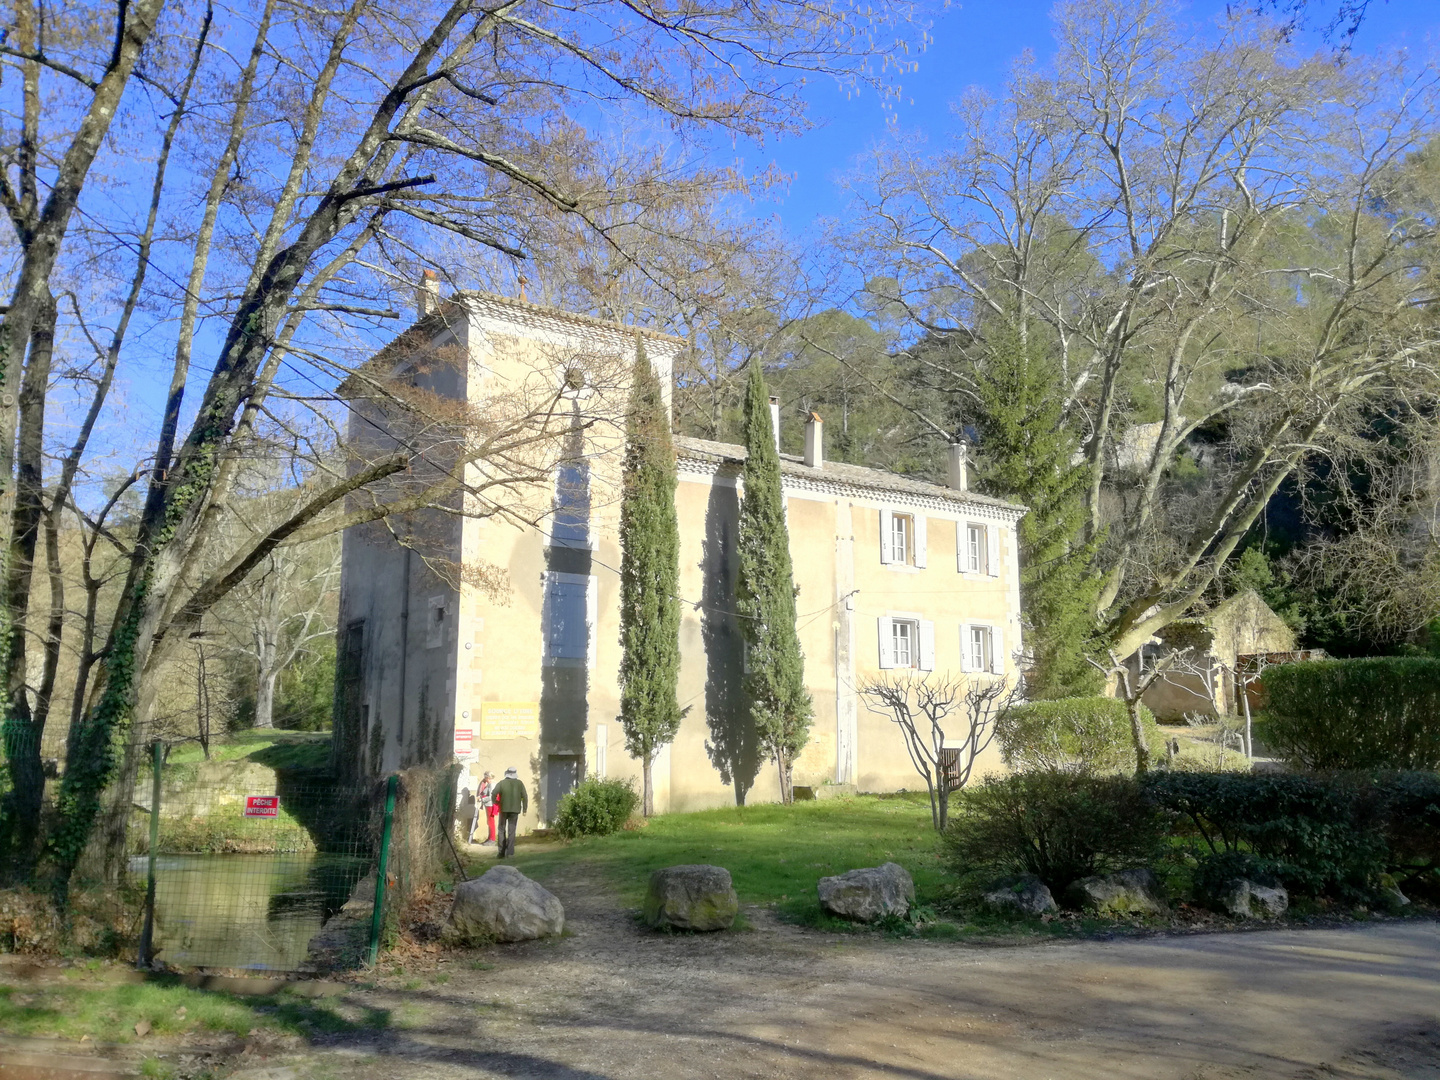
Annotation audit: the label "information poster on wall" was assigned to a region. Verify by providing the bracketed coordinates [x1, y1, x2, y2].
[454, 726, 474, 759]
[479, 701, 540, 740]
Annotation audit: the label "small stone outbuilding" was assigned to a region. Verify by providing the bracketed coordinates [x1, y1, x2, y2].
[1132, 590, 1297, 720]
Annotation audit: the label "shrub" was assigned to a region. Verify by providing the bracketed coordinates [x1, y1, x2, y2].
[996, 696, 1164, 773]
[942, 772, 1166, 899]
[1142, 772, 1385, 898]
[1261, 657, 1440, 769]
[1352, 771, 1440, 896]
[552, 777, 639, 840]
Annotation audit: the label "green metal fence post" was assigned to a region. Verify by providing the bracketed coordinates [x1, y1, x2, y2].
[367, 773, 398, 967]
[136, 738, 163, 968]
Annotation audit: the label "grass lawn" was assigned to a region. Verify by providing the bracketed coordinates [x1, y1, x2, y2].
[159, 731, 333, 772]
[0, 974, 388, 1044]
[489, 793, 950, 925]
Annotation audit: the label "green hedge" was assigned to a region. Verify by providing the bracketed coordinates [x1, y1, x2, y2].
[552, 777, 639, 840]
[995, 696, 1164, 773]
[1261, 657, 1440, 770]
[942, 772, 1166, 898]
[1143, 770, 1440, 899]
[944, 770, 1440, 908]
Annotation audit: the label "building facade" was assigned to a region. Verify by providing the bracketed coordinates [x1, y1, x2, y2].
[334, 292, 1027, 828]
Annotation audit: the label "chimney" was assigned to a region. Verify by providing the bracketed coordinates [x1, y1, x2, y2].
[804, 412, 823, 469]
[768, 395, 781, 455]
[416, 269, 441, 318]
[948, 440, 969, 492]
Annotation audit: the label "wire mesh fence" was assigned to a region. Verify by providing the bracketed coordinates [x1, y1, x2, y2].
[1, 723, 459, 971]
[132, 742, 378, 972]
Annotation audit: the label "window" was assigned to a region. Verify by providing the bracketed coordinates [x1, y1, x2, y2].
[880, 510, 926, 567]
[892, 513, 911, 565]
[426, 595, 448, 648]
[878, 615, 935, 670]
[551, 461, 591, 548]
[962, 623, 1004, 675]
[962, 523, 986, 574]
[543, 572, 594, 664]
[968, 625, 990, 672]
[893, 619, 915, 667]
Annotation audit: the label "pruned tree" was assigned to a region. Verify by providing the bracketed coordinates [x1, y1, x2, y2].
[617, 337, 685, 817]
[1089, 621, 1217, 774]
[736, 362, 812, 804]
[860, 672, 1020, 832]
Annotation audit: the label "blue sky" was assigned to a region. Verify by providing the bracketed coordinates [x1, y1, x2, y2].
[752, 0, 1440, 235]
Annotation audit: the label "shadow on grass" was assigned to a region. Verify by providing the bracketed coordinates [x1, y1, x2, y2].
[0, 977, 391, 1044]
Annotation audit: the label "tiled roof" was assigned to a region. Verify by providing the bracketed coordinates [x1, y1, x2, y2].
[674, 435, 1027, 515]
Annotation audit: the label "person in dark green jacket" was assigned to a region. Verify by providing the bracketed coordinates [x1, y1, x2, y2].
[492, 767, 528, 857]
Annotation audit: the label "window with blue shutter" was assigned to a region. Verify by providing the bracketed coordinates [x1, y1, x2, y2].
[552, 462, 591, 547]
[544, 574, 592, 663]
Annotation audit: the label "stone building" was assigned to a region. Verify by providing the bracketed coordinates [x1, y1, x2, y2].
[1134, 590, 1298, 720]
[333, 290, 1026, 829]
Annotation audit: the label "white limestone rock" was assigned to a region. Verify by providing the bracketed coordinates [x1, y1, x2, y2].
[1066, 868, 1168, 916]
[817, 862, 915, 922]
[449, 865, 565, 943]
[1217, 878, 1289, 919]
[643, 865, 738, 931]
[983, 874, 1058, 916]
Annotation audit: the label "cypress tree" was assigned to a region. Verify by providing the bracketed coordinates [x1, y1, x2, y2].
[736, 363, 813, 804]
[617, 336, 685, 817]
[971, 323, 1101, 698]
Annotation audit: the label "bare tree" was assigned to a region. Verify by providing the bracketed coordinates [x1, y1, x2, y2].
[212, 534, 340, 731]
[0, 0, 921, 895]
[843, 0, 1440, 660]
[860, 672, 1021, 832]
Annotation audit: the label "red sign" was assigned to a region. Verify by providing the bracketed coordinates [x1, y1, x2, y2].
[244, 795, 280, 818]
[454, 727, 474, 756]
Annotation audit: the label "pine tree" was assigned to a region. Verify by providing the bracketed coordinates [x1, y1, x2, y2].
[736, 362, 813, 803]
[971, 324, 1102, 698]
[617, 336, 685, 817]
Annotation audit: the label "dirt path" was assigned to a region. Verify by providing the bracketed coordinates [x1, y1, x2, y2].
[218, 860, 1439, 1080]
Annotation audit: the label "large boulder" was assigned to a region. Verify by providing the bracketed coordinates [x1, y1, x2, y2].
[1066, 868, 1168, 916]
[449, 865, 565, 943]
[643, 865, 738, 931]
[817, 862, 914, 922]
[982, 874, 1058, 916]
[1215, 878, 1289, 919]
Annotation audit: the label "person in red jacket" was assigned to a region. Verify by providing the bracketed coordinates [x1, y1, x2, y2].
[477, 771, 498, 846]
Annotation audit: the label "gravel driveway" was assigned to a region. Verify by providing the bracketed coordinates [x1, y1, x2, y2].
[256, 861, 1440, 1080]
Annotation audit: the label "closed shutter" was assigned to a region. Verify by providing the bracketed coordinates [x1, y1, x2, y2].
[914, 515, 928, 568]
[987, 525, 1000, 577]
[955, 522, 966, 573]
[879, 510, 894, 564]
[878, 616, 895, 669]
[919, 620, 936, 671]
[959, 624, 972, 672]
[990, 626, 1005, 674]
[547, 579, 589, 660]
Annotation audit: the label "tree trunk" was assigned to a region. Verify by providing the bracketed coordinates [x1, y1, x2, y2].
[642, 754, 653, 818]
[0, 293, 56, 880]
[777, 754, 793, 806]
[254, 663, 278, 729]
[1126, 697, 1151, 775]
